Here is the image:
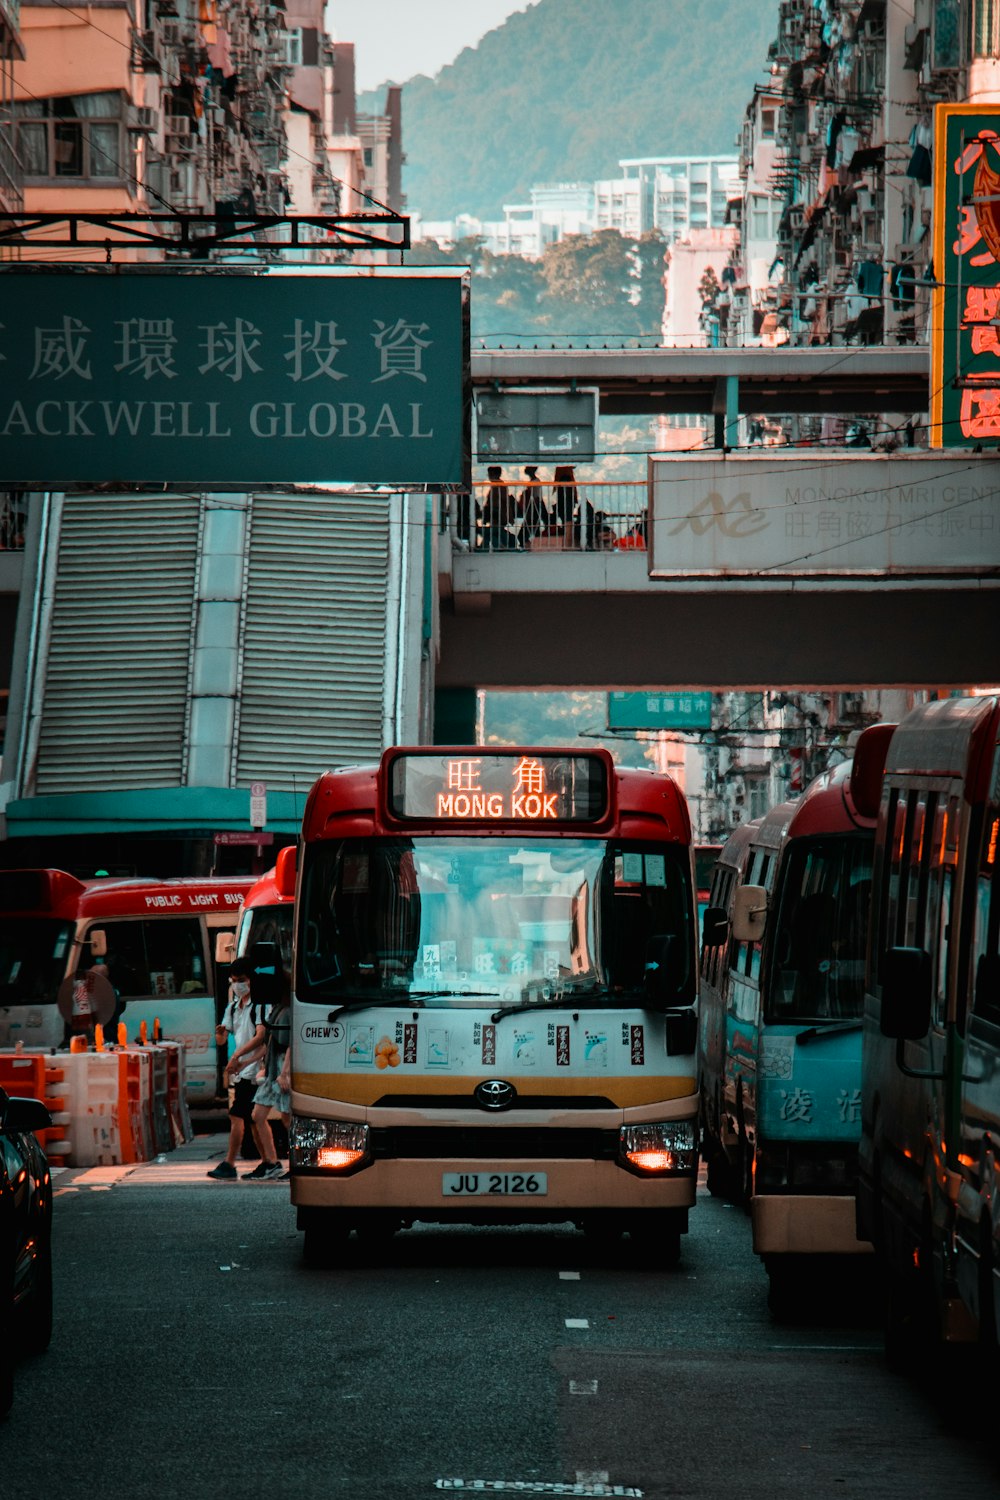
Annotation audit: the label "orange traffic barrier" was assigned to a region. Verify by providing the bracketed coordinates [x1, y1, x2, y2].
[1, 1039, 196, 1165]
[0, 1052, 71, 1156]
[59, 1051, 126, 1165]
[144, 1044, 172, 1154]
[120, 1048, 153, 1162]
[158, 1041, 193, 1146]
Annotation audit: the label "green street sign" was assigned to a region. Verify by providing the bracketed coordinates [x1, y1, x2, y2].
[608, 691, 713, 731]
[475, 387, 597, 461]
[0, 268, 468, 486]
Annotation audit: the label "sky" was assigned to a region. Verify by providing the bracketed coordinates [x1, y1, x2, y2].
[326, 0, 538, 93]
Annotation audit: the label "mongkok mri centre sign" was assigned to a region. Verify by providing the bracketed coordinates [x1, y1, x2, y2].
[0, 270, 467, 486]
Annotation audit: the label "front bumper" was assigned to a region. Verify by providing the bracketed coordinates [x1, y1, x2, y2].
[752, 1193, 873, 1256]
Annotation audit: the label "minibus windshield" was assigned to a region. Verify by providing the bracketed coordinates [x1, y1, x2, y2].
[767, 835, 873, 1023]
[0, 916, 75, 1002]
[298, 837, 693, 1008]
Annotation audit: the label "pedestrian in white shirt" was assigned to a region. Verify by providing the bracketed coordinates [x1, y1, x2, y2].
[206, 960, 266, 1181]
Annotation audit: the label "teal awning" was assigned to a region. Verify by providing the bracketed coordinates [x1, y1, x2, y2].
[3, 788, 307, 838]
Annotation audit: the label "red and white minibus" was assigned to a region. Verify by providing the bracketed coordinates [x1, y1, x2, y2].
[227, 845, 296, 971]
[698, 727, 892, 1313]
[0, 870, 253, 1100]
[288, 747, 701, 1267]
[859, 694, 1000, 1355]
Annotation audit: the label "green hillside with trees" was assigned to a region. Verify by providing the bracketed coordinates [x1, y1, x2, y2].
[365, 0, 777, 222]
[408, 229, 668, 342]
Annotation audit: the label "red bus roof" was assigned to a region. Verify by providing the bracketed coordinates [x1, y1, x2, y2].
[302, 749, 692, 844]
[0, 869, 254, 920]
[885, 695, 1000, 802]
[242, 845, 297, 909]
[243, 869, 284, 910]
[749, 756, 878, 855]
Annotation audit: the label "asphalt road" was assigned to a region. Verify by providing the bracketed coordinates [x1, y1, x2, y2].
[3, 1139, 997, 1500]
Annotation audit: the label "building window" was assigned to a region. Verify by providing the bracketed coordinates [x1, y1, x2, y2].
[283, 28, 303, 65]
[760, 108, 776, 139]
[15, 92, 126, 180]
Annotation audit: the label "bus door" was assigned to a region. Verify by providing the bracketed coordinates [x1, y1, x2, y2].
[754, 831, 874, 1269]
[871, 779, 958, 1254]
[698, 822, 757, 1180]
[954, 745, 1000, 1341]
[721, 841, 772, 1191]
[759, 832, 871, 1148]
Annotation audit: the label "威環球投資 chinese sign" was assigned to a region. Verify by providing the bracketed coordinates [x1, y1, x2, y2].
[0, 269, 467, 485]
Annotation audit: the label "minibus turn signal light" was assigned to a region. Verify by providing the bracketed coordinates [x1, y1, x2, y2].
[316, 1145, 366, 1171]
[291, 1117, 370, 1173]
[618, 1121, 696, 1175]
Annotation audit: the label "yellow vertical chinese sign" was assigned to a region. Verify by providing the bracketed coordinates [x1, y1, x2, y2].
[931, 103, 1000, 446]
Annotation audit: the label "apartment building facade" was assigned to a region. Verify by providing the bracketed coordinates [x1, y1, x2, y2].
[716, 0, 1000, 359]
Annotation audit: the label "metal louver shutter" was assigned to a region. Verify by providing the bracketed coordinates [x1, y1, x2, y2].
[237, 495, 390, 791]
[36, 493, 201, 794]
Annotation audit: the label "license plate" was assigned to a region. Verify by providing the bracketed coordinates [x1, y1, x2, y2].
[442, 1171, 548, 1197]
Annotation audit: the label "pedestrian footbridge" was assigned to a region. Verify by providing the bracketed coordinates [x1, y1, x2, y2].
[438, 453, 1000, 690]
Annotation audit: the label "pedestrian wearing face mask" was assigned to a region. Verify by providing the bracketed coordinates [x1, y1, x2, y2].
[206, 959, 266, 1181]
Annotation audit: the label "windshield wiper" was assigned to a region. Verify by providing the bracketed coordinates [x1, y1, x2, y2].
[326, 990, 501, 1022]
[795, 1019, 863, 1046]
[406, 990, 499, 1000]
[490, 988, 639, 1023]
[326, 994, 424, 1022]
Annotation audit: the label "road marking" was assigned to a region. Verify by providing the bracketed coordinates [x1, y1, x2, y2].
[767, 1350, 875, 1362]
[565, 1318, 589, 1329]
[559, 1271, 581, 1280]
[569, 1379, 598, 1396]
[435, 1482, 642, 1496]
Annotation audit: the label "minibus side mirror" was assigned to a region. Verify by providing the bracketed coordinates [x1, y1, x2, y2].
[215, 931, 236, 965]
[89, 928, 107, 958]
[247, 940, 283, 1004]
[849, 722, 896, 819]
[731, 885, 767, 944]
[275, 843, 297, 899]
[880, 947, 932, 1039]
[702, 905, 729, 946]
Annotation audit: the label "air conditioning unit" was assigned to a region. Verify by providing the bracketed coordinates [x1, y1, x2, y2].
[128, 105, 159, 133]
[134, 29, 159, 70]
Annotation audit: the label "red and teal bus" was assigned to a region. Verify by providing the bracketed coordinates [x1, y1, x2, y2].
[0, 870, 252, 1099]
[698, 726, 891, 1313]
[859, 694, 1000, 1357]
[228, 846, 296, 972]
[287, 747, 700, 1266]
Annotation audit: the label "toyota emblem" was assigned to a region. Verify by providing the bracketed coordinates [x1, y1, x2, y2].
[474, 1079, 517, 1111]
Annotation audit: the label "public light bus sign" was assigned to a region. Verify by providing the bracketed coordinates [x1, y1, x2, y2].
[386, 752, 610, 824]
[0, 267, 468, 487]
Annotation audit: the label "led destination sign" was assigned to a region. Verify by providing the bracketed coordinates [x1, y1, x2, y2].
[388, 753, 609, 824]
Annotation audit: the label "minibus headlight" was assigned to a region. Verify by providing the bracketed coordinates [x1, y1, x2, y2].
[618, 1121, 697, 1174]
[291, 1117, 370, 1172]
